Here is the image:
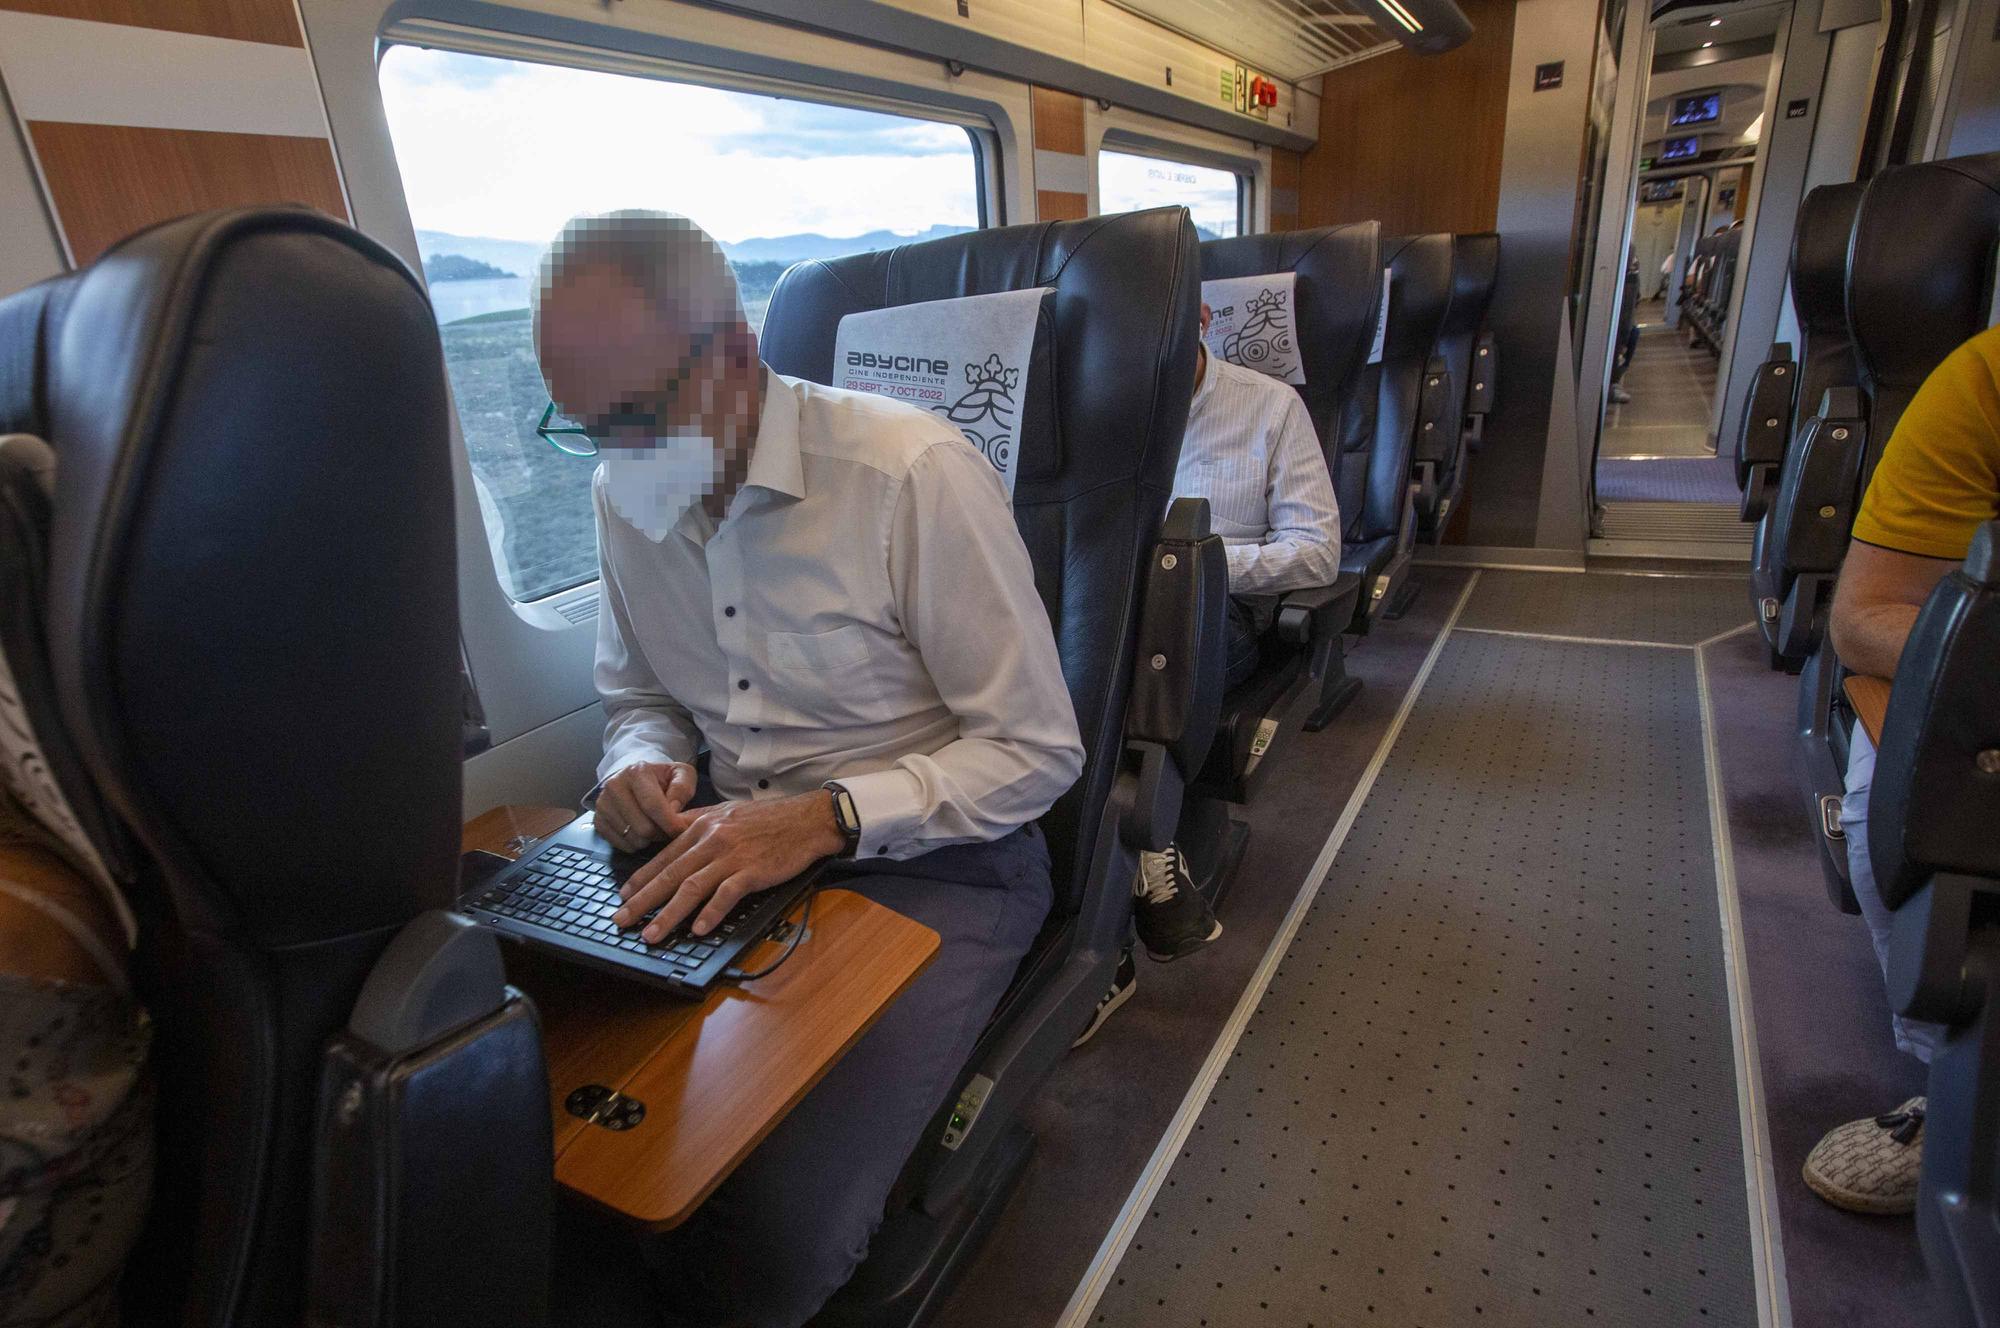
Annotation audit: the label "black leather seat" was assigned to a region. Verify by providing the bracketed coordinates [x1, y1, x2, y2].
[1738, 182, 1863, 524]
[1797, 149, 2000, 913]
[1458, 234, 1502, 449]
[1744, 183, 1867, 670]
[1346, 233, 1454, 620]
[1195, 225, 1381, 775]
[1415, 231, 1500, 539]
[1868, 520, 2000, 1328]
[0, 208, 553, 1326]
[758, 206, 1225, 1326]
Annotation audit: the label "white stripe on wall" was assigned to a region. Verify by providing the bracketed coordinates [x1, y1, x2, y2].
[0, 12, 329, 138]
[1032, 147, 1090, 195]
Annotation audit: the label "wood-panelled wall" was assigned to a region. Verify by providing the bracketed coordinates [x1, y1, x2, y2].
[1298, 0, 1518, 236]
[0, 0, 349, 266]
[1031, 86, 1090, 222]
[1269, 148, 1302, 232]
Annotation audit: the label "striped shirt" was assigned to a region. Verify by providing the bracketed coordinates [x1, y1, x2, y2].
[1172, 351, 1342, 595]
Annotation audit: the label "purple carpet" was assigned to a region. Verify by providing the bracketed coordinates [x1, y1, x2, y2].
[1597, 456, 1740, 504]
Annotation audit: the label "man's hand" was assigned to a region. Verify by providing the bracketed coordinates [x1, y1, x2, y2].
[595, 761, 700, 853]
[613, 791, 848, 941]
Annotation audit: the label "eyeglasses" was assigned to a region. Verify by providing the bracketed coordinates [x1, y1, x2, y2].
[535, 331, 721, 458]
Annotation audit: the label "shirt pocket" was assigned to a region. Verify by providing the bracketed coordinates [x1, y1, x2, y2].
[765, 624, 872, 672]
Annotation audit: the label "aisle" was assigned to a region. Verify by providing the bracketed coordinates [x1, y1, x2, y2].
[1069, 571, 1770, 1328]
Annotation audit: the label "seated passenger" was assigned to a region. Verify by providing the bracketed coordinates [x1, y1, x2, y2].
[0, 793, 151, 1328]
[1124, 303, 1342, 964]
[1808, 322, 2000, 1215]
[533, 211, 1083, 1325]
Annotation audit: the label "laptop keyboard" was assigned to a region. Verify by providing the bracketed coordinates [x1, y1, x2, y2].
[470, 844, 755, 966]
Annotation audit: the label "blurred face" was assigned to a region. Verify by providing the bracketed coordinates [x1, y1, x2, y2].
[535, 262, 762, 531]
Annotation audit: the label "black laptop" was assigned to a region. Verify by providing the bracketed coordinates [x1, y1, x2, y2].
[458, 812, 821, 998]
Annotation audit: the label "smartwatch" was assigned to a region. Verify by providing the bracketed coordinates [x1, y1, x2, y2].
[824, 781, 862, 859]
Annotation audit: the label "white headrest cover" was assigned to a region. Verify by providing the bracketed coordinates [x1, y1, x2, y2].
[1200, 271, 1305, 385]
[833, 288, 1048, 498]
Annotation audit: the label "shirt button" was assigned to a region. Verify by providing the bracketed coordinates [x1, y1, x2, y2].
[737, 679, 750, 691]
[724, 606, 736, 617]
[757, 779, 770, 790]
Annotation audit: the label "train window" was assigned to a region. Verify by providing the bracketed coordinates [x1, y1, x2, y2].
[376, 46, 983, 604]
[1097, 149, 1245, 239]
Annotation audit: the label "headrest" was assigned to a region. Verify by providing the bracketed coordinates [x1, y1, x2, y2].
[1870, 521, 2000, 908]
[1199, 271, 1305, 384]
[1441, 233, 1500, 338]
[1199, 224, 1383, 448]
[830, 287, 1053, 495]
[760, 206, 1196, 509]
[1849, 151, 2000, 434]
[1790, 181, 1863, 335]
[1381, 234, 1456, 362]
[12, 207, 463, 949]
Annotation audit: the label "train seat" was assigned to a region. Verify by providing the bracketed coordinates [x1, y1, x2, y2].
[1460, 233, 1502, 449]
[1194, 225, 1380, 759]
[1415, 231, 1500, 539]
[0, 207, 553, 1326]
[758, 205, 1225, 1328]
[1868, 519, 2000, 1328]
[1348, 232, 1455, 620]
[1797, 149, 2000, 913]
[1739, 181, 1865, 523]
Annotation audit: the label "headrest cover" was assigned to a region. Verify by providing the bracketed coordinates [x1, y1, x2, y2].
[1200, 272, 1305, 384]
[831, 287, 1050, 495]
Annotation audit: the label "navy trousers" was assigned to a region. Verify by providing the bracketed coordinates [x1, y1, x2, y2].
[603, 826, 1055, 1327]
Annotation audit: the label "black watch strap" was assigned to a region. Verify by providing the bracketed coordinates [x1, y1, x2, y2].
[825, 782, 862, 858]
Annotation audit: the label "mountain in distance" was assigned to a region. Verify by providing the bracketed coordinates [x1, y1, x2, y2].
[718, 224, 973, 263]
[417, 223, 976, 274]
[423, 253, 514, 282]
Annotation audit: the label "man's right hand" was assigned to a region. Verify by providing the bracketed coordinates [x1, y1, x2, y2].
[594, 761, 699, 853]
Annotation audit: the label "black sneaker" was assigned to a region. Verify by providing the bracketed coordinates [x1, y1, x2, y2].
[1134, 844, 1221, 961]
[1072, 949, 1137, 1048]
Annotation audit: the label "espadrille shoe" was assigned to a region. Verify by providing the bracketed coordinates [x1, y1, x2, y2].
[1803, 1097, 1925, 1215]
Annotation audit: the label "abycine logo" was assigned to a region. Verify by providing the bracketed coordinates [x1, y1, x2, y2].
[846, 349, 949, 375]
[936, 352, 1021, 474]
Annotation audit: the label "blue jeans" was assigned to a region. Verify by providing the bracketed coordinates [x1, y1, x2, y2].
[1224, 596, 1266, 690]
[1842, 728, 1947, 1064]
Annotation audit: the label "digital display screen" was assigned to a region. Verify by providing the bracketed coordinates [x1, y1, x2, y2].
[1660, 135, 1702, 161]
[1670, 92, 1723, 127]
[1640, 179, 1684, 202]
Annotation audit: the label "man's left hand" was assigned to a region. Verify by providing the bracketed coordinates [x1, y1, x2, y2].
[612, 791, 847, 942]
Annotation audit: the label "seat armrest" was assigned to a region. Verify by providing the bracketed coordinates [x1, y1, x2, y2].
[1275, 574, 1364, 649]
[1121, 497, 1228, 848]
[308, 911, 552, 1328]
[1735, 343, 1796, 484]
[1466, 332, 1497, 416]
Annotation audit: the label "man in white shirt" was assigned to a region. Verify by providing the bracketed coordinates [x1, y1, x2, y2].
[1109, 302, 1341, 980]
[534, 211, 1083, 1326]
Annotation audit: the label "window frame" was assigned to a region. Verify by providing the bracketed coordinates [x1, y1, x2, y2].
[1093, 115, 1263, 238]
[377, 24, 1001, 612]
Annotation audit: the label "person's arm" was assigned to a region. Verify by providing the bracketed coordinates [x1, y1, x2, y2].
[1828, 541, 1956, 680]
[834, 437, 1084, 856]
[590, 477, 704, 851]
[1224, 395, 1343, 596]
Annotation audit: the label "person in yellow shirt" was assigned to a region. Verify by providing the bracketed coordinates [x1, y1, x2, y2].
[1803, 323, 2000, 1214]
